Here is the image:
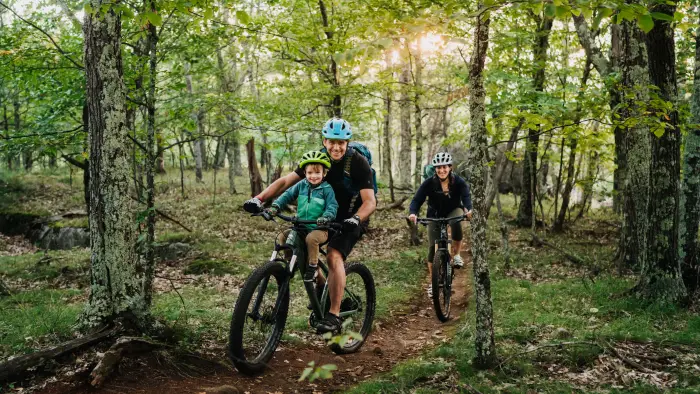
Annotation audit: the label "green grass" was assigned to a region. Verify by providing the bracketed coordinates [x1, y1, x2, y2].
[152, 286, 237, 347]
[350, 195, 700, 393]
[0, 289, 83, 358]
[0, 249, 90, 282]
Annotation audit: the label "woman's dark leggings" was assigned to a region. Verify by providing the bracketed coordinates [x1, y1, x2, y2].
[427, 207, 464, 263]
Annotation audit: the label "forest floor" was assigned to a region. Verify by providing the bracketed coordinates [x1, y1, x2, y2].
[1, 168, 700, 393]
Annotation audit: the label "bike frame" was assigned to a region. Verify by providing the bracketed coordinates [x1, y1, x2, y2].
[249, 212, 360, 325]
[417, 214, 466, 288]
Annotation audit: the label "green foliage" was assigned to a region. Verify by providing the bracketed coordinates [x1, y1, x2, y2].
[299, 361, 337, 382]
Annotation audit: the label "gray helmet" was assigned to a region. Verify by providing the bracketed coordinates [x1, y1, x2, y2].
[431, 152, 452, 166]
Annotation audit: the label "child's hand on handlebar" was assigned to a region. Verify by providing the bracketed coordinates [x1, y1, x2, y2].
[317, 216, 330, 226]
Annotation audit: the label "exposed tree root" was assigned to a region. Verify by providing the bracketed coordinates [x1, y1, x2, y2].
[0, 326, 119, 383]
[90, 336, 169, 388]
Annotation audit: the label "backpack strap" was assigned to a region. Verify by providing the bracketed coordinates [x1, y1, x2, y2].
[344, 148, 354, 178]
[344, 149, 360, 215]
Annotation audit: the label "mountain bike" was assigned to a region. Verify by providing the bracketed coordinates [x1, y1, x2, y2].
[228, 211, 376, 375]
[416, 214, 467, 322]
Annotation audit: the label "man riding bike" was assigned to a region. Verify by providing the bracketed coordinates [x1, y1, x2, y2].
[408, 152, 473, 296]
[244, 118, 377, 335]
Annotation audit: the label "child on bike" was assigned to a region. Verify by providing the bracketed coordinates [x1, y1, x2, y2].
[267, 151, 338, 283]
[408, 152, 472, 296]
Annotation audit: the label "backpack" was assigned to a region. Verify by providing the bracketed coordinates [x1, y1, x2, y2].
[422, 164, 435, 181]
[322, 141, 378, 197]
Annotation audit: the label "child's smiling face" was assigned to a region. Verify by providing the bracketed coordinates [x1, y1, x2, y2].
[305, 164, 325, 186]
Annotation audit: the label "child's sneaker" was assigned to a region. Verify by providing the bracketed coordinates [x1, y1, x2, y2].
[453, 255, 465, 269]
[303, 264, 318, 282]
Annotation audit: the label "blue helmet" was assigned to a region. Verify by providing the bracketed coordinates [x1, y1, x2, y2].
[322, 118, 352, 140]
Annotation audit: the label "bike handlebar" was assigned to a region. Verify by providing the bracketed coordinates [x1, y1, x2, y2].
[253, 211, 343, 230]
[415, 214, 467, 225]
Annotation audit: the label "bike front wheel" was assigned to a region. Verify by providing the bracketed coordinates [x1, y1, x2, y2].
[432, 250, 452, 322]
[330, 262, 376, 354]
[228, 261, 290, 375]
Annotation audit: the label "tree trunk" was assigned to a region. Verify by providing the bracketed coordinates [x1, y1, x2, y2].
[399, 61, 412, 188]
[553, 60, 592, 232]
[81, 0, 148, 328]
[618, 19, 651, 276]
[246, 138, 263, 197]
[214, 137, 226, 169]
[233, 136, 242, 176]
[143, 12, 158, 307]
[3, 102, 12, 170]
[572, 15, 623, 214]
[485, 120, 523, 218]
[184, 63, 203, 183]
[318, 0, 341, 116]
[193, 137, 204, 182]
[413, 49, 424, 189]
[156, 131, 166, 174]
[466, 7, 496, 369]
[638, 3, 686, 302]
[517, 15, 553, 227]
[382, 90, 395, 202]
[226, 135, 238, 194]
[681, 9, 700, 295]
[553, 139, 577, 232]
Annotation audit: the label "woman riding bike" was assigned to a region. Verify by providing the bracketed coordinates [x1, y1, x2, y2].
[408, 152, 473, 296]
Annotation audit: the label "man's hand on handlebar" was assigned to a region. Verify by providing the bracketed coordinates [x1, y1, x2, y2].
[408, 213, 417, 225]
[244, 197, 264, 213]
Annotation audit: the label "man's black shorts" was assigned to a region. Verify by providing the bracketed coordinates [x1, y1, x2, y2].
[328, 224, 366, 260]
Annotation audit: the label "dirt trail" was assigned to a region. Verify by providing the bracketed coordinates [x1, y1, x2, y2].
[42, 255, 472, 394]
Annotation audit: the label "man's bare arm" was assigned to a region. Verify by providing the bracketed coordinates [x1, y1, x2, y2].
[355, 189, 376, 222]
[256, 172, 302, 202]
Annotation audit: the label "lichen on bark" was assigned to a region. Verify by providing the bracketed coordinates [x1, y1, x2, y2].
[466, 6, 496, 369]
[80, 0, 149, 330]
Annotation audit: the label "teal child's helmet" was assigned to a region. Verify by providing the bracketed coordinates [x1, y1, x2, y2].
[299, 150, 331, 169]
[322, 118, 352, 140]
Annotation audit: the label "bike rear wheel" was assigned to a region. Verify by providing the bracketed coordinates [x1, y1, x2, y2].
[228, 261, 290, 375]
[330, 262, 376, 354]
[432, 250, 452, 322]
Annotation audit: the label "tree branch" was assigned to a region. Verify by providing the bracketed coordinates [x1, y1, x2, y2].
[0, 0, 83, 69]
[571, 12, 610, 77]
[1, 125, 84, 140]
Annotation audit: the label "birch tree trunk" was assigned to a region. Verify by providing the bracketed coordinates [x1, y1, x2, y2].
[638, 3, 686, 302]
[681, 8, 700, 296]
[80, 1, 147, 328]
[466, 6, 496, 369]
[399, 61, 412, 188]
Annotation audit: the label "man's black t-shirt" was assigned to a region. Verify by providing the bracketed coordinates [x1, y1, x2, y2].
[295, 152, 373, 221]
